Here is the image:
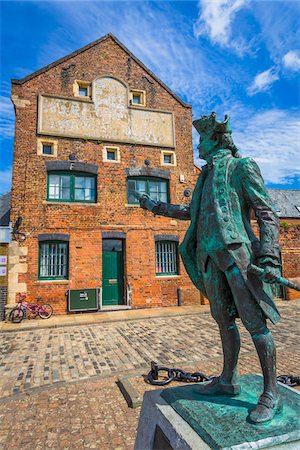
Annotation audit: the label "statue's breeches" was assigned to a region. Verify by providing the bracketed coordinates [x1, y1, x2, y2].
[202, 255, 267, 335]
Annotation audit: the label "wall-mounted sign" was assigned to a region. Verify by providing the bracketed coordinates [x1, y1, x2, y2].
[0, 256, 7, 265]
[0, 267, 7, 277]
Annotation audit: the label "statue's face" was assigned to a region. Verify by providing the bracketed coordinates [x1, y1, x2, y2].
[197, 132, 215, 160]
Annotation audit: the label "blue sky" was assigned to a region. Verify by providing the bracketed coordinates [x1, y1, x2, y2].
[1, 0, 300, 195]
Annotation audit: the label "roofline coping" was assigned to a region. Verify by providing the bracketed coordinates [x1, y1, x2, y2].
[11, 33, 191, 109]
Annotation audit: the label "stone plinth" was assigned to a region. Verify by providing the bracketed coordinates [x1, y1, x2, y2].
[134, 375, 300, 450]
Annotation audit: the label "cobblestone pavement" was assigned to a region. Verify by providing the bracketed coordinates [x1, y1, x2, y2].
[0, 301, 299, 398]
[0, 301, 299, 449]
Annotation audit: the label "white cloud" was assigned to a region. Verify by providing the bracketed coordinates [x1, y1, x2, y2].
[0, 81, 15, 140]
[282, 50, 300, 72]
[247, 67, 279, 96]
[194, 0, 248, 53]
[249, 2, 300, 63]
[0, 168, 12, 195]
[233, 109, 300, 185]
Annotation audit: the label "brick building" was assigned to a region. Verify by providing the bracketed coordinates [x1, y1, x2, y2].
[8, 33, 202, 314]
[7, 33, 299, 316]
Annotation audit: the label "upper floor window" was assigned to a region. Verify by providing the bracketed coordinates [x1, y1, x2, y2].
[42, 144, 54, 155]
[47, 172, 96, 203]
[39, 241, 69, 280]
[130, 90, 145, 106]
[37, 138, 58, 157]
[79, 86, 88, 97]
[127, 176, 169, 205]
[103, 146, 121, 163]
[73, 80, 91, 98]
[161, 150, 176, 166]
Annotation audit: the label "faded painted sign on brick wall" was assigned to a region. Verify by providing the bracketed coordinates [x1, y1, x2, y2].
[38, 77, 175, 147]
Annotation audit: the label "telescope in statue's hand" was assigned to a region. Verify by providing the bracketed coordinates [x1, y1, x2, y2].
[248, 264, 300, 292]
[133, 192, 158, 212]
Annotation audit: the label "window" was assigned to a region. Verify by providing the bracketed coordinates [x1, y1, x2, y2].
[130, 90, 145, 106]
[127, 177, 169, 205]
[161, 150, 176, 166]
[73, 80, 91, 98]
[37, 138, 58, 157]
[79, 86, 88, 97]
[39, 241, 68, 280]
[155, 241, 178, 275]
[47, 172, 96, 203]
[42, 144, 53, 155]
[103, 146, 121, 163]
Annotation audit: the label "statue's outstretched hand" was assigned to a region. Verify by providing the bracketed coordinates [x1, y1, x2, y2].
[136, 192, 158, 212]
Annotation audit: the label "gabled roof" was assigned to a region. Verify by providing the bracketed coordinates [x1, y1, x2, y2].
[267, 188, 300, 218]
[11, 33, 191, 108]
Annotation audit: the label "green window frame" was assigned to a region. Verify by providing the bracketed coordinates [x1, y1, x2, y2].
[127, 176, 169, 205]
[47, 171, 96, 203]
[38, 241, 69, 280]
[155, 241, 179, 276]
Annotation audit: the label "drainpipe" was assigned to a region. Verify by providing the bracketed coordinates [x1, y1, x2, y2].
[177, 288, 181, 306]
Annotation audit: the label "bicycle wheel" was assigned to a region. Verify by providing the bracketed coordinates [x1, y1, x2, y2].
[9, 308, 25, 323]
[38, 304, 53, 319]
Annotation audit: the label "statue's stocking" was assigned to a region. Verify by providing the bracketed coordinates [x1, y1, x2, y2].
[252, 330, 278, 397]
[218, 322, 240, 384]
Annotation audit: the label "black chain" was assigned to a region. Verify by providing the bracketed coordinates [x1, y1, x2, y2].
[277, 375, 300, 387]
[147, 362, 300, 388]
[147, 362, 213, 386]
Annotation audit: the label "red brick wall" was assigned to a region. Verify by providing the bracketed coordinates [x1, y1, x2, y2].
[251, 220, 300, 300]
[11, 35, 201, 313]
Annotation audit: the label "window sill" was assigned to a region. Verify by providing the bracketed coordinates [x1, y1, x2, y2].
[125, 204, 140, 208]
[156, 275, 181, 279]
[43, 201, 100, 206]
[35, 280, 70, 285]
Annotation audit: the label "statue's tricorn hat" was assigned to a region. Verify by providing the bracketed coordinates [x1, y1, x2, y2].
[193, 112, 232, 135]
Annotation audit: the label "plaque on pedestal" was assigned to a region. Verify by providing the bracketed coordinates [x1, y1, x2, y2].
[134, 375, 300, 450]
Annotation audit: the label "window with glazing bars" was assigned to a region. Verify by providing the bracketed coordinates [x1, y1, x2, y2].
[39, 241, 68, 279]
[127, 177, 169, 204]
[47, 172, 96, 202]
[155, 241, 178, 275]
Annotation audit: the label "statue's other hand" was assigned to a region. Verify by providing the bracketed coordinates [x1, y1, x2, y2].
[258, 257, 281, 284]
[137, 193, 158, 212]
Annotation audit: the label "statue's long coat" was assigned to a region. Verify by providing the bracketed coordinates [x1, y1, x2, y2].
[155, 152, 281, 324]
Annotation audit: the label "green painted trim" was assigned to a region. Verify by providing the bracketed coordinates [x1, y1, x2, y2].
[38, 240, 69, 280]
[47, 171, 97, 203]
[155, 240, 179, 276]
[127, 176, 170, 205]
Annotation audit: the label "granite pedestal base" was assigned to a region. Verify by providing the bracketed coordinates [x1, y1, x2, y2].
[134, 375, 300, 450]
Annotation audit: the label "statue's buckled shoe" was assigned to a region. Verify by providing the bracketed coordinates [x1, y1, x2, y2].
[196, 377, 241, 396]
[249, 393, 282, 424]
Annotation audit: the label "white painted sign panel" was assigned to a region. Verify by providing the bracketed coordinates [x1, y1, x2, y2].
[38, 77, 175, 148]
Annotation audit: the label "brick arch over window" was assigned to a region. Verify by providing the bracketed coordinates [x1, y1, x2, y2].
[45, 161, 98, 174]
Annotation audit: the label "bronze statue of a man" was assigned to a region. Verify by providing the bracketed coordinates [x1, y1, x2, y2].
[140, 112, 282, 424]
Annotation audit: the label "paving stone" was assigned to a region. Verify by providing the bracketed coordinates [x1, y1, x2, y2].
[0, 301, 298, 449]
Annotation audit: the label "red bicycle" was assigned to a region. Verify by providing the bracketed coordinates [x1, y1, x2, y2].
[9, 292, 53, 323]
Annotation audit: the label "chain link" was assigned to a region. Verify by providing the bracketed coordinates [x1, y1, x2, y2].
[147, 362, 300, 388]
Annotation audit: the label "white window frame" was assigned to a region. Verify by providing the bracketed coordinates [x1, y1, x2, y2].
[37, 138, 58, 157]
[73, 80, 92, 99]
[129, 90, 146, 106]
[161, 150, 176, 166]
[102, 146, 121, 163]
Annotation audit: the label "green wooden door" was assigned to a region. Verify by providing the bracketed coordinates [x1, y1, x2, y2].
[102, 240, 124, 306]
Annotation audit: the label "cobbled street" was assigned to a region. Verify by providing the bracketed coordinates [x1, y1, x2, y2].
[0, 301, 299, 449]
